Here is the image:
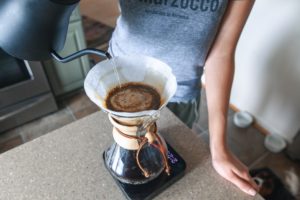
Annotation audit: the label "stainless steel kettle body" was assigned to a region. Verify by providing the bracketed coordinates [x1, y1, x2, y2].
[0, 0, 79, 60]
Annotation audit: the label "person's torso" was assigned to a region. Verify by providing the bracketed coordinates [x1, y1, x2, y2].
[110, 0, 228, 101]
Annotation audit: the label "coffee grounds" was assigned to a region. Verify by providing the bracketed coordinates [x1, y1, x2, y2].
[105, 82, 161, 112]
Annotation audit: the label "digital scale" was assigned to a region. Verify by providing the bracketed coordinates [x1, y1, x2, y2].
[104, 143, 186, 200]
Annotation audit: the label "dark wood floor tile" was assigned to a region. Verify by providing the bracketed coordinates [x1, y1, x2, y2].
[64, 91, 94, 111]
[20, 108, 75, 142]
[0, 136, 23, 153]
[73, 104, 100, 120]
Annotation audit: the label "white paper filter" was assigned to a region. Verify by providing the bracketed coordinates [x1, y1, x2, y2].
[84, 55, 177, 118]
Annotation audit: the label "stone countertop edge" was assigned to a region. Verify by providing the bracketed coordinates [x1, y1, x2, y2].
[0, 109, 263, 200]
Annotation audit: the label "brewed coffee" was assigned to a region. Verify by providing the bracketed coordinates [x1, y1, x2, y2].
[105, 82, 161, 112]
[105, 142, 165, 184]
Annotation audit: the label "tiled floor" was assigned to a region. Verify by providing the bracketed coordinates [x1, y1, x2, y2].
[0, 89, 99, 152]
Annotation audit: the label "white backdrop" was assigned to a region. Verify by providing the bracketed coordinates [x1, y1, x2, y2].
[231, 0, 300, 142]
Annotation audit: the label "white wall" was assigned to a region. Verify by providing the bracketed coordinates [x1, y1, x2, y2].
[231, 0, 300, 142]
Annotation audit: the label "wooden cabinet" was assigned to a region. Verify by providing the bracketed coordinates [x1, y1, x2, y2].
[43, 7, 90, 97]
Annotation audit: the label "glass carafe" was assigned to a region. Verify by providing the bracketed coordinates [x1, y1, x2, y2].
[104, 114, 170, 185]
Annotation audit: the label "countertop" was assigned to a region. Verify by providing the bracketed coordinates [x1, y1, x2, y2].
[0, 109, 263, 200]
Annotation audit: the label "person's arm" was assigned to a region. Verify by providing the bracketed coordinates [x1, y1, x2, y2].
[204, 0, 259, 196]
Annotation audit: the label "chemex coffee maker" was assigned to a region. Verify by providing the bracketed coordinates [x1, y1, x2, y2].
[0, 1, 186, 199]
[84, 56, 186, 199]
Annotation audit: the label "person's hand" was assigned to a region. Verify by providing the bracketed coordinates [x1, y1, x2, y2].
[211, 148, 259, 196]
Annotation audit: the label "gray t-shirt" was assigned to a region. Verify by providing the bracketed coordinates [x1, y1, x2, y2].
[109, 0, 228, 102]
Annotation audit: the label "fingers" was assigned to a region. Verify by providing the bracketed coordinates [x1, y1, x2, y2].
[233, 167, 260, 191]
[247, 174, 260, 191]
[229, 172, 257, 196]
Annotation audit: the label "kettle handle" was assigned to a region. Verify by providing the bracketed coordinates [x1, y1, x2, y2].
[51, 48, 112, 63]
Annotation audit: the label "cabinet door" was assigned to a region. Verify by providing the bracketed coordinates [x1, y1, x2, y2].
[43, 20, 90, 96]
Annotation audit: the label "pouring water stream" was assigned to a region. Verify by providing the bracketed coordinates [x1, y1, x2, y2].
[106, 52, 122, 88]
[106, 53, 160, 137]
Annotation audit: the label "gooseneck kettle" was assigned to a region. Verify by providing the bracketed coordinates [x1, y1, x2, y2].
[0, 0, 109, 62]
